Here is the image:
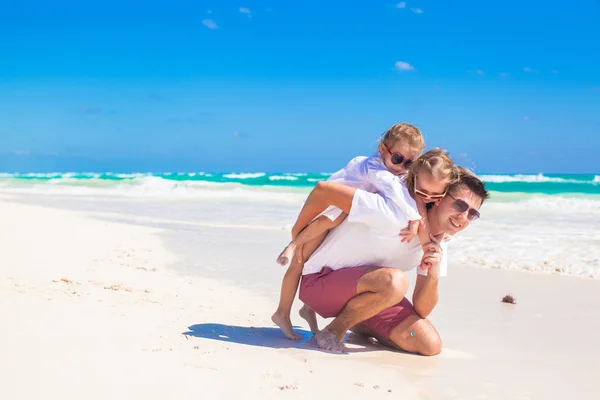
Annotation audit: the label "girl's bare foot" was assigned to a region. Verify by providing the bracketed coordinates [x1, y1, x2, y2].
[276, 242, 297, 266]
[299, 304, 320, 334]
[271, 311, 302, 340]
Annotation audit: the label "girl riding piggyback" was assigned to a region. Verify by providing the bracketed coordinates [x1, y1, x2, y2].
[273, 123, 455, 340]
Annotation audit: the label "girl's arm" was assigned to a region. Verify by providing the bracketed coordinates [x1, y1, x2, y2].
[291, 181, 356, 239]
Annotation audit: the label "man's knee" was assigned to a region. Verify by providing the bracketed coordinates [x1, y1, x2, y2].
[382, 269, 409, 300]
[413, 320, 442, 356]
[359, 268, 408, 303]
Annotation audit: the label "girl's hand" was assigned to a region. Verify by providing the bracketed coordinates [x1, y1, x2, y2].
[399, 220, 419, 243]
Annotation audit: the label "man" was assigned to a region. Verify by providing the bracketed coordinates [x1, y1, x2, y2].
[294, 167, 488, 355]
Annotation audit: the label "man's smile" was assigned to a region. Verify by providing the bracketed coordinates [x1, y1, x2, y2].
[449, 217, 462, 229]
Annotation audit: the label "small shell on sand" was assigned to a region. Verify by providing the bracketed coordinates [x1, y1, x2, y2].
[502, 294, 516, 304]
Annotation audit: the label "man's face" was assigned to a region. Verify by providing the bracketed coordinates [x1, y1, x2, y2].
[433, 184, 483, 236]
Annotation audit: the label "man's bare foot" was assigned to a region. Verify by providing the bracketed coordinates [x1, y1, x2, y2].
[271, 311, 302, 340]
[349, 323, 375, 337]
[299, 305, 320, 334]
[350, 324, 402, 351]
[315, 330, 346, 354]
[276, 242, 297, 266]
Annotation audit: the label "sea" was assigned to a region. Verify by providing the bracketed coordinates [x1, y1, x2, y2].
[1, 172, 599, 280]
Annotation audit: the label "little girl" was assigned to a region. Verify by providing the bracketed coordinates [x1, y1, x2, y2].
[277, 123, 425, 267]
[272, 123, 457, 340]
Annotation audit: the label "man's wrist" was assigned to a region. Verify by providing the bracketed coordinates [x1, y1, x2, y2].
[427, 267, 441, 281]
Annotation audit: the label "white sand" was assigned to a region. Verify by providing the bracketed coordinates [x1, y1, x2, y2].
[1, 199, 599, 399]
[0, 201, 420, 399]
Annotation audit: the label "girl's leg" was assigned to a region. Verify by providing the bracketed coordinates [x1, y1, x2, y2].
[277, 215, 336, 266]
[277, 212, 349, 265]
[271, 257, 305, 340]
[272, 213, 347, 339]
[297, 213, 348, 333]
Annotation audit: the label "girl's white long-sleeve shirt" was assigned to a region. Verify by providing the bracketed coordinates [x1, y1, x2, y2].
[319, 154, 421, 223]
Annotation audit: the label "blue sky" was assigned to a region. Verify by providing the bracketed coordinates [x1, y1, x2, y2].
[1, 0, 599, 173]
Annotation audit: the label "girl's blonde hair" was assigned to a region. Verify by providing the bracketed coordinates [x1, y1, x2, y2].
[405, 148, 458, 196]
[379, 123, 425, 151]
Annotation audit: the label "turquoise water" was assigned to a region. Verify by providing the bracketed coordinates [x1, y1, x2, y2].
[2, 171, 599, 279]
[0, 172, 599, 197]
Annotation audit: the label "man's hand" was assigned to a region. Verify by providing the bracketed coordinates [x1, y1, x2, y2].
[420, 234, 443, 276]
[399, 220, 419, 243]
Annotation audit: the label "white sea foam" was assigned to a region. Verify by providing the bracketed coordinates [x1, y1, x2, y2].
[222, 173, 266, 179]
[113, 173, 149, 179]
[450, 196, 600, 279]
[268, 176, 298, 181]
[480, 173, 588, 184]
[0, 175, 308, 203]
[594, 175, 600, 183]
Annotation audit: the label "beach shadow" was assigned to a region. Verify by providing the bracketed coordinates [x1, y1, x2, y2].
[183, 323, 378, 354]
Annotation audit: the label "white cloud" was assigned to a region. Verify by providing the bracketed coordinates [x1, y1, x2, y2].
[239, 7, 252, 17]
[475, 69, 485, 75]
[396, 2, 406, 8]
[12, 150, 30, 156]
[233, 130, 249, 138]
[499, 72, 510, 77]
[394, 61, 415, 71]
[411, 8, 424, 14]
[524, 67, 539, 73]
[202, 19, 218, 29]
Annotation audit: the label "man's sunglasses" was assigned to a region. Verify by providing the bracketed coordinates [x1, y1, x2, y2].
[385, 146, 413, 168]
[447, 192, 480, 221]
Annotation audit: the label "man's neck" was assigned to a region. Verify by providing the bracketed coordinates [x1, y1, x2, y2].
[426, 207, 445, 237]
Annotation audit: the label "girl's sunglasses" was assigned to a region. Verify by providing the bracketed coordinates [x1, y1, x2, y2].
[415, 189, 447, 201]
[414, 178, 447, 201]
[385, 146, 413, 168]
[447, 192, 481, 221]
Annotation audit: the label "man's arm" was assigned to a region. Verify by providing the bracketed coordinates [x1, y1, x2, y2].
[412, 272, 440, 319]
[291, 181, 356, 238]
[412, 235, 443, 318]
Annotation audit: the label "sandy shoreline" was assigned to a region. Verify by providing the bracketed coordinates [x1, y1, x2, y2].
[1, 199, 599, 399]
[0, 200, 422, 399]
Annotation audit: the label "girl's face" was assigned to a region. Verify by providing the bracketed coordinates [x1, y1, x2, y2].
[414, 173, 449, 204]
[380, 142, 421, 176]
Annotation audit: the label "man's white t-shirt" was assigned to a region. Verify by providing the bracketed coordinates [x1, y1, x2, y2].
[302, 189, 449, 277]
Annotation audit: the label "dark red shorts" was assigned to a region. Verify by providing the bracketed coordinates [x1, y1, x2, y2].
[299, 266, 417, 338]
